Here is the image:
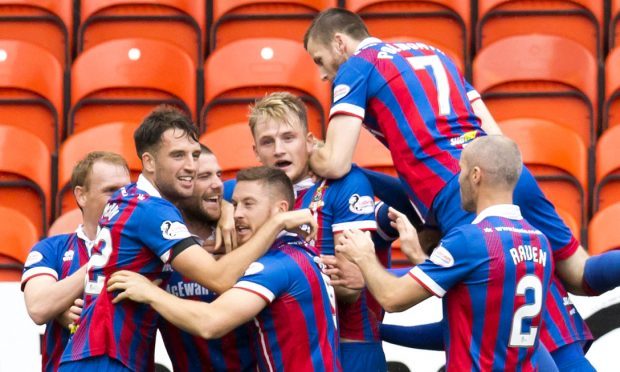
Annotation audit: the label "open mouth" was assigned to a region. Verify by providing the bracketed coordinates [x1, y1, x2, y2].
[274, 160, 292, 169]
[204, 195, 220, 205]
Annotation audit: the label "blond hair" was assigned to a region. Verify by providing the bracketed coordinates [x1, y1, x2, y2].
[248, 92, 308, 136]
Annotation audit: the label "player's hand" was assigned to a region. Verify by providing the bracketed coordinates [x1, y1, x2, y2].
[335, 229, 375, 264]
[320, 255, 365, 290]
[215, 200, 237, 253]
[55, 298, 83, 329]
[388, 207, 427, 265]
[275, 208, 318, 242]
[107, 270, 162, 304]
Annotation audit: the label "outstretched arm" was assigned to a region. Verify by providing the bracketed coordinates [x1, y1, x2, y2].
[310, 115, 362, 179]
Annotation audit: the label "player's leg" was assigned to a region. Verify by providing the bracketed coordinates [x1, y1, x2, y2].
[340, 342, 387, 372]
[58, 356, 132, 371]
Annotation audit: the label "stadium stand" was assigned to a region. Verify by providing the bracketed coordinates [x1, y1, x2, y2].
[353, 129, 396, 177]
[48, 208, 82, 237]
[199, 122, 260, 180]
[595, 125, 620, 213]
[589, 202, 620, 255]
[0, 206, 38, 281]
[609, 0, 620, 49]
[604, 46, 620, 130]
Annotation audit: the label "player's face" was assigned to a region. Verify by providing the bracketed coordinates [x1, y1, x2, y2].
[177, 152, 223, 223]
[80, 161, 130, 225]
[307, 37, 347, 82]
[232, 180, 278, 245]
[253, 113, 313, 184]
[153, 128, 201, 202]
[458, 157, 477, 213]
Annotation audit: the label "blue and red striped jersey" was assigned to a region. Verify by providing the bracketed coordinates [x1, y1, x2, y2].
[61, 175, 194, 371]
[160, 270, 255, 371]
[331, 38, 483, 220]
[21, 229, 90, 372]
[234, 235, 341, 372]
[410, 205, 553, 371]
[294, 168, 381, 342]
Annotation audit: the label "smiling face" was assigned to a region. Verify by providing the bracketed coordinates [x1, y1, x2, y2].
[177, 152, 223, 224]
[252, 112, 314, 184]
[232, 180, 276, 245]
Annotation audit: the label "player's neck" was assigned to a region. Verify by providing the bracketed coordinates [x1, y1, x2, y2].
[82, 220, 98, 241]
[475, 191, 513, 216]
[184, 218, 215, 242]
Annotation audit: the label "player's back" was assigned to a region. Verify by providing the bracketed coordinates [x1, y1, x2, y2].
[443, 216, 553, 371]
[62, 178, 194, 371]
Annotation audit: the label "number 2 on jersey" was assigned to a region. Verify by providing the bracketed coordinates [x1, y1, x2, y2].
[509, 275, 543, 347]
[406, 55, 451, 116]
[84, 227, 113, 295]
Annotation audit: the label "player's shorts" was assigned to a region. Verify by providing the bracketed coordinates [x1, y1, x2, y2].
[430, 166, 578, 258]
[537, 343, 559, 372]
[340, 341, 387, 372]
[550, 342, 596, 371]
[58, 355, 132, 372]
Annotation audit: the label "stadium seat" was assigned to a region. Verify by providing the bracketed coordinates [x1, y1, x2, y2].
[210, 0, 336, 52]
[0, 125, 51, 237]
[0, 0, 72, 68]
[604, 47, 620, 130]
[588, 202, 620, 255]
[474, 34, 598, 147]
[48, 208, 82, 237]
[477, 0, 603, 60]
[78, 0, 205, 65]
[609, 0, 620, 49]
[202, 38, 329, 137]
[199, 123, 260, 180]
[353, 129, 396, 177]
[499, 118, 588, 237]
[556, 207, 580, 238]
[0, 40, 63, 152]
[57, 122, 141, 216]
[346, 0, 470, 76]
[594, 126, 620, 213]
[0, 206, 38, 281]
[69, 38, 196, 136]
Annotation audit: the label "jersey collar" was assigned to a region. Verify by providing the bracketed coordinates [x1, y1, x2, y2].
[294, 177, 316, 196]
[75, 224, 96, 254]
[136, 173, 162, 198]
[472, 204, 523, 224]
[355, 37, 382, 53]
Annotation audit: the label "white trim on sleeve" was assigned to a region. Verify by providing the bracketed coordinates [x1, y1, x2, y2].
[410, 266, 447, 297]
[234, 281, 276, 303]
[332, 220, 377, 232]
[330, 103, 365, 119]
[21, 267, 59, 284]
[467, 90, 481, 102]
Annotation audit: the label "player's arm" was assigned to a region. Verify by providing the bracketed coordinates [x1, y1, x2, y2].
[331, 231, 362, 303]
[108, 271, 265, 339]
[310, 115, 362, 179]
[554, 246, 589, 295]
[471, 99, 502, 135]
[23, 265, 87, 325]
[336, 230, 431, 312]
[172, 209, 317, 294]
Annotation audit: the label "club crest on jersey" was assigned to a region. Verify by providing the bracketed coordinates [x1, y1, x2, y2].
[160, 221, 191, 240]
[348, 194, 374, 214]
[309, 183, 327, 212]
[62, 250, 75, 262]
[24, 251, 43, 267]
[430, 245, 454, 267]
[333, 84, 350, 102]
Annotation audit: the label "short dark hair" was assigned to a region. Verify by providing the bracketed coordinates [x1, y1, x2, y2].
[236, 166, 295, 210]
[304, 8, 370, 49]
[134, 105, 199, 158]
[70, 151, 128, 190]
[200, 143, 213, 155]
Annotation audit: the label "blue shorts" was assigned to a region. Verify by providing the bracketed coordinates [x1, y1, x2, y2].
[551, 342, 596, 371]
[340, 341, 387, 372]
[59, 355, 131, 372]
[430, 166, 578, 257]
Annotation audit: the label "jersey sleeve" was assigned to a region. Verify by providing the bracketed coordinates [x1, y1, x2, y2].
[233, 252, 289, 303]
[330, 168, 377, 233]
[408, 228, 482, 297]
[138, 198, 194, 263]
[21, 235, 69, 289]
[330, 56, 370, 120]
[223, 179, 236, 203]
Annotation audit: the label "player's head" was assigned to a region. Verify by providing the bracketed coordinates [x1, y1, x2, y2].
[71, 151, 130, 225]
[304, 8, 370, 81]
[232, 166, 295, 244]
[176, 144, 223, 225]
[249, 92, 314, 184]
[134, 105, 201, 202]
[458, 135, 523, 212]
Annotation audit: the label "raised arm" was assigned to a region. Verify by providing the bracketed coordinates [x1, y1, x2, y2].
[310, 115, 362, 179]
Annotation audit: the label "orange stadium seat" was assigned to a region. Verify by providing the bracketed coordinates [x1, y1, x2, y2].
[500, 118, 588, 237]
[0, 125, 51, 237]
[57, 122, 141, 216]
[474, 34, 598, 147]
[78, 0, 205, 65]
[210, 0, 337, 52]
[199, 123, 260, 180]
[202, 38, 329, 137]
[353, 129, 396, 177]
[346, 0, 470, 76]
[604, 47, 620, 130]
[49, 208, 82, 237]
[594, 126, 620, 213]
[0, 0, 72, 68]
[0, 40, 63, 153]
[556, 207, 580, 239]
[609, 0, 620, 49]
[0, 206, 38, 281]
[477, 0, 603, 60]
[69, 38, 196, 136]
[588, 202, 620, 255]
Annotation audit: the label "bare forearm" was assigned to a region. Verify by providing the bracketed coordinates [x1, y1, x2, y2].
[355, 255, 408, 312]
[310, 146, 350, 179]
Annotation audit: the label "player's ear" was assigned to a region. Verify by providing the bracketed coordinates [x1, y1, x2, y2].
[74, 185, 87, 209]
[274, 200, 289, 214]
[471, 166, 482, 185]
[142, 151, 156, 174]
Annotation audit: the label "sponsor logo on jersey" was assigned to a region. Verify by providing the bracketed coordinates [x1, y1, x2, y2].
[430, 245, 454, 268]
[102, 203, 120, 221]
[450, 130, 480, 148]
[348, 194, 375, 214]
[62, 250, 75, 262]
[160, 221, 191, 240]
[24, 251, 43, 267]
[244, 262, 265, 276]
[333, 84, 350, 102]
